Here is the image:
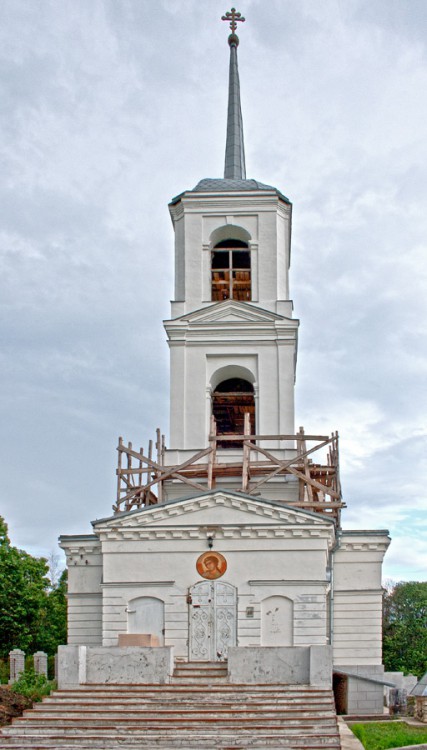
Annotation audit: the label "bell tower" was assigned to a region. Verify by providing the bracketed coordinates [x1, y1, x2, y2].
[164, 12, 299, 453]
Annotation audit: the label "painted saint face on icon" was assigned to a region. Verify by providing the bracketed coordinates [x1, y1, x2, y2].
[196, 551, 227, 580]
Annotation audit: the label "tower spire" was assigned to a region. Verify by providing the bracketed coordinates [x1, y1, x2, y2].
[222, 8, 246, 180]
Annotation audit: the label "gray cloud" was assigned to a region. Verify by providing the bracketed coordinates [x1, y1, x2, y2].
[0, 0, 426, 581]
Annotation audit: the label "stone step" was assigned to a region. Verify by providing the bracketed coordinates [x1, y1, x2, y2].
[0, 682, 340, 749]
[31, 702, 336, 713]
[56, 682, 320, 695]
[1, 727, 341, 739]
[0, 740, 341, 749]
[39, 692, 334, 701]
[3, 716, 335, 736]
[173, 661, 227, 668]
[22, 706, 335, 722]
[50, 685, 332, 695]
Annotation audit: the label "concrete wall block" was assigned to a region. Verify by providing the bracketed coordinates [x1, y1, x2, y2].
[309, 646, 332, 688]
[86, 647, 174, 684]
[58, 645, 174, 687]
[228, 646, 332, 686]
[57, 645, 80, 688]
[228, 647, 310, 684]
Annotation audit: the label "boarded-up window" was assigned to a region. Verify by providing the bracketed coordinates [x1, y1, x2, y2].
[211, 239, 251, 302]
[212, 378, 255, 449]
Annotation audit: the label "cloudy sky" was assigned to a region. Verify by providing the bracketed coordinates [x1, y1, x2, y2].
[1, 0, 426, 582]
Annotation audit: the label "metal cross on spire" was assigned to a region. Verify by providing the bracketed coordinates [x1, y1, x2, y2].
[221, 7, 245, 35]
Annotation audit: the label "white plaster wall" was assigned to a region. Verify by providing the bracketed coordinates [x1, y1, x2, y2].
[332, 531, 390, 666]
[169, 191, 291, 315]
[59, 536, 103, 646]
[97, 525, 332, 655]
[167, 325, 297, 449]
[167, 189, 296, 450]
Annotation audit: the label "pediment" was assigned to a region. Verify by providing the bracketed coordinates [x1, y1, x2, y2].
[179, 301, 285, 325]
[94, 491, 334, 531]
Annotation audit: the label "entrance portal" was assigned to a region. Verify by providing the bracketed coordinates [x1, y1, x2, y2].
[189, 580, 237, 661]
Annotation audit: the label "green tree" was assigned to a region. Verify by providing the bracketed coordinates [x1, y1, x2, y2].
[383, 581, 427, 677]
[35, 570, 68, 655]
[0, 516, 66, 657]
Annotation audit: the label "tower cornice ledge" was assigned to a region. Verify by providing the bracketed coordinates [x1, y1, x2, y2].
[169, 187, 291, 222]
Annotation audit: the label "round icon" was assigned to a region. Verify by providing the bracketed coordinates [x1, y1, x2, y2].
[196, 551, 227, 580]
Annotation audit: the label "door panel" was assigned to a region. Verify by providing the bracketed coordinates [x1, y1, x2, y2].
[189, 580, 237, 661]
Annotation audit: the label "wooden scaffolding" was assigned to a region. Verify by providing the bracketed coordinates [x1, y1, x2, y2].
[114, 416, 345, 525]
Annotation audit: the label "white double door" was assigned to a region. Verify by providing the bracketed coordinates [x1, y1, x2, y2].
[189, 580, 237, 661]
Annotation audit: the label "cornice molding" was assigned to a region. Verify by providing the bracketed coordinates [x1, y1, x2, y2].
[101, 581, 175, 588]
[97, 526, 334, 543]
[248, 579, 330, 587]
[338, 540, 390, 552]
[67, 592, 102, 599]
[94, 492, 334, 531]
[334, 588, 384, 596]
[59, 541, 102, 561]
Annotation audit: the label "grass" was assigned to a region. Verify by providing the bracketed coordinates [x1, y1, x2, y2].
[351, 720, 427, 750]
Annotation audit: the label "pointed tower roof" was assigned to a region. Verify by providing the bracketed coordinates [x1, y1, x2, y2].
[223, 10, 246, 180]
[170, 8, 291, 207]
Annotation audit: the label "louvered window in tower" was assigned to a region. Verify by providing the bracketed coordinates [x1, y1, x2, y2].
[211, 239, 251, 301]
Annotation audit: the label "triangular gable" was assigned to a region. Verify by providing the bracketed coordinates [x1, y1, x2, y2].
[93, 491, 334, 530]
[173, 300, 287, 325]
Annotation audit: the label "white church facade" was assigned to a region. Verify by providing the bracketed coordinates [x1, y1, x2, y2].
[59, 10, 390, 715]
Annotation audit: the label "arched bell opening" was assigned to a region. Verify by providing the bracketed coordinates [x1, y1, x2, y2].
[211, 238, 251, 302]
[212, 377, 255, 449]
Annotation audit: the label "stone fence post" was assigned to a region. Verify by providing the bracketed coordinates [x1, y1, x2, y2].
[33, 651, 48, 677]
[389, 687, 407, 716]
[9, 649, 25, 684]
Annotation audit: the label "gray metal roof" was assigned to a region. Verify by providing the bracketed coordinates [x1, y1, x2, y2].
[411, 672, 427, 697]
[170, 178, 291, 206]
[194, 177, 290, 204]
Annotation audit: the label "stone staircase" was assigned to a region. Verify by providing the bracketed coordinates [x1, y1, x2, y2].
[0, 662, 341, 749]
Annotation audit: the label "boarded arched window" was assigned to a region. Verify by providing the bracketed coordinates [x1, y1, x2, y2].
[212, 378, 255, 448]
[211, 239, 251, 302]
[127, 596, 165, 645]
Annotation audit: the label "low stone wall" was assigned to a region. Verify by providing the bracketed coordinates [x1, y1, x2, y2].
[227, 646, 332, 687]
[57, 645, 174, 688]
[415, 696, 427, 723]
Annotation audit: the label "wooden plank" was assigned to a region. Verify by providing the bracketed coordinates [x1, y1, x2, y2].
[242, 412, 251, 492]
[116, 436, 123, 508]
[207, 416, 216, 490]
[209, 433, 330, 442]
[300, 427, 314, 504]
[285, 464, 341, 500]
[247, 437, 333, 493]
[156, 428, 163, 504]
[118, 446, 214, 502]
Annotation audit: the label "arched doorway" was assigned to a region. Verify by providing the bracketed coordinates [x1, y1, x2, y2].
[189, 580, 237, 661]
[212, 377, 255, 448]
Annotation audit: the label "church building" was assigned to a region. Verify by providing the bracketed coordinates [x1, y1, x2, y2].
[59, 9, 390, 716]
